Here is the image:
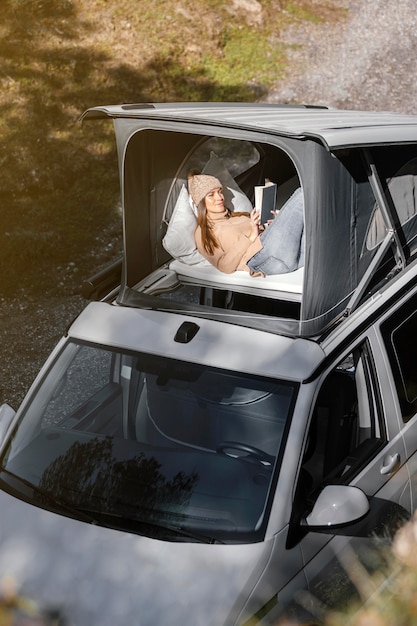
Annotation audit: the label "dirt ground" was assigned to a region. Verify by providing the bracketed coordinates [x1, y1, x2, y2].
[0, 217, 122, 408]
[2, 0, 417, 411]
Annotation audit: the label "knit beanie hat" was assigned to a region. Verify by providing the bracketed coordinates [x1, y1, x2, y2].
[188, 173, 222, 207]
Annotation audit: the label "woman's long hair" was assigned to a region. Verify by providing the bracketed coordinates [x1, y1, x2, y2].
[197, 199, 224, 255]
[197, 203, 251, 255]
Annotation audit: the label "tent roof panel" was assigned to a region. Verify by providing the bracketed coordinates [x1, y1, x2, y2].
[81, 103, 417, 149]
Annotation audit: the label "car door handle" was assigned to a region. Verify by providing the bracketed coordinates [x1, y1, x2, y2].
[380, 452, 401, 475]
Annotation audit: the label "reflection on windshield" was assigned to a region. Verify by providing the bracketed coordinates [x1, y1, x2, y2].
[1, 343, 296, 543]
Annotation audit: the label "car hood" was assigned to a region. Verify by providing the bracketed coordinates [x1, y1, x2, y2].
[126, 536, 273, 625]
[0, 490, 293, 626]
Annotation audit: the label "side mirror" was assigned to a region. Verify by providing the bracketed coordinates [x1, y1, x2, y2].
[304, 485, 369, 528]
[0, 404, 16, 444]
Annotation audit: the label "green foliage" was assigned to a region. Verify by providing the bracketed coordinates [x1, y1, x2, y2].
[203, 25, 287, 96]
[286, 514, 417, 626]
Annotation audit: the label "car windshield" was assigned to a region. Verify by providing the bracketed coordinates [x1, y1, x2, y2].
[0, 342, 296, 543]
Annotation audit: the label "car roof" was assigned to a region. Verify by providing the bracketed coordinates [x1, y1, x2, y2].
[69, 302, 325, 382]
[80, 102, 417, 149]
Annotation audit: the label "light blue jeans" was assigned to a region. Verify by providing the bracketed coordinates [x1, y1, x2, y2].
[247, 187, 305, 275]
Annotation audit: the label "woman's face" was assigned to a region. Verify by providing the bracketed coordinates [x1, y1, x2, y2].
[204, 187, 225, 213]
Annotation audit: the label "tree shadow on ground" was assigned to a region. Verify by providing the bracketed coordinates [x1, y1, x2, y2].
[1, 0, 262, 296]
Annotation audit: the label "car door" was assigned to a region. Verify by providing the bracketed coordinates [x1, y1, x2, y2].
[378, 290, 417, 511]
[287, 334, 408, 617]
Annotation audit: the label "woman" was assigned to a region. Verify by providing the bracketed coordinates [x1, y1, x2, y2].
[189, 171, 304, 276]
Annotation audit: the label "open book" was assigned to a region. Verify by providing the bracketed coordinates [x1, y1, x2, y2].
[254, 180, 277, 225]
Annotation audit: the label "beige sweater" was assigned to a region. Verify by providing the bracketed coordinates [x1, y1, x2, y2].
[194, 210, 263, 275]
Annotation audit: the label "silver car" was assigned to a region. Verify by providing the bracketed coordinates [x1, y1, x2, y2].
[1, 104, 417, 624]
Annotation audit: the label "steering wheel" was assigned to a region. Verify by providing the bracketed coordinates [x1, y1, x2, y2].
[217, 441, 273, 466]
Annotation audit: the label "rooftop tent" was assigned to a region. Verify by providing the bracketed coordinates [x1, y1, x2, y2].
[81, 104, 417, 338]
[118, 124, 375, 337]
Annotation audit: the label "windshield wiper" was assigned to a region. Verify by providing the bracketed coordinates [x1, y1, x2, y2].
[78, 510, 224, 544]
[144, 519, 224, 544]
[0, 469, 99, 526]
[0, 470, 224, 543]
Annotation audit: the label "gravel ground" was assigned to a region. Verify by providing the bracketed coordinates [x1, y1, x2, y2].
[1, 1, 417, 624]
[267, 0, 417, 113]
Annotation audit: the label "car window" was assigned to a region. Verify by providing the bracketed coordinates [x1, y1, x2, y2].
[42, 344, 114, 426]
[297, 342, 386, 505]
[381, 293, 417, 423]
[2, 342, 298, 543]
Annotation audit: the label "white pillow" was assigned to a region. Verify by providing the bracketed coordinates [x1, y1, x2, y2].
[202, 152, 253, 214]
[162, 184, 208, 265]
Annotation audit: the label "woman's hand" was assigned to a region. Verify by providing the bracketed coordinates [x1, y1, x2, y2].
[264, 209, 278, 227]
[248, 208, 261, 241]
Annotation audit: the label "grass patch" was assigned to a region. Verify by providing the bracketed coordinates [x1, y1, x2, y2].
[204, 25, 287, 96]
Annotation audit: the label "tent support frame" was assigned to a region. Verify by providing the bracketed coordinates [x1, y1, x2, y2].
[346, 149, 406, 316]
